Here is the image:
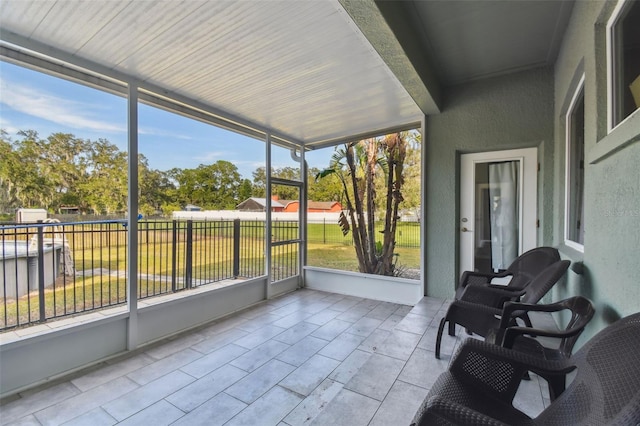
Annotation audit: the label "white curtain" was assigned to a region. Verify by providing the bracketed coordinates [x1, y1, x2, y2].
[489, 161, 519, 271]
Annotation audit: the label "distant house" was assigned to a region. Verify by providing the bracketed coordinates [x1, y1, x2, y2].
[236, 197, 285, 212]
[59, 205, 81, 215]
[184, 204, 201, 211]
[236, 197, 342, 213]
[282, 201, 342, 213]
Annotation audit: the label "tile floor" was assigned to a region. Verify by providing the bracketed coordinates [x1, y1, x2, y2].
[0, 289, 549, 425]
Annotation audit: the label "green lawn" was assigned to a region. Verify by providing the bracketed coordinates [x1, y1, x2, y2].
[306, 221, 420, 248]
[307, 242, 420, 275]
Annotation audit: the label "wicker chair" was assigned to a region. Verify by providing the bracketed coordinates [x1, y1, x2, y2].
[435, 260, 570, 359]
[485, 296, 595, 399]
[412, 313, 640, 426]
[455, 246, 560, 301]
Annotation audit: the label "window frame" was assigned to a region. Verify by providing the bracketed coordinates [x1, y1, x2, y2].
[606, 0, 639, 132]
[564, 74, 586, 251]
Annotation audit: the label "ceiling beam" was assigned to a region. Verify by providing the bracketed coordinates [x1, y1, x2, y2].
[304, 121, 422, 150]
[338, 0, 442, 115]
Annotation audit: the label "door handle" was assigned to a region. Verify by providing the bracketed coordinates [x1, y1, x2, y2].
[461, 227, 473, 232]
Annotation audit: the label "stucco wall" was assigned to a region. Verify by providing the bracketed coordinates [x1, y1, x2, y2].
[552, 0, 640, 342]
[425, 68, 555, 298]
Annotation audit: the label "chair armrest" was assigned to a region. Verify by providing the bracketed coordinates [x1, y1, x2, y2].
[412, 395, 510, 426]
[485, 283, 527, 292]
[451, 299, 503, 316]
[449, 339, 575, 401]
[459, 284, 521, 308]
[459, 270, 512, 289]
[498, 300, 568, 330]
[500, 325, 584, 350]
[497, 300, 586, 347]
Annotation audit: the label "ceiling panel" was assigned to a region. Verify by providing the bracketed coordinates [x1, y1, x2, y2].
[0, 0, 424, 147]
[407, 0, 573, 85]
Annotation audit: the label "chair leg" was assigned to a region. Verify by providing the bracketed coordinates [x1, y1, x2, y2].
[435, 317, 447, 359]
[448, 320, 456, 336]
[547, 376, 566, 401]
[522, 313, 533, 329]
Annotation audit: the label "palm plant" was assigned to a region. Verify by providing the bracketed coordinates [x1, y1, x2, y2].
[317, 133, 407, 276]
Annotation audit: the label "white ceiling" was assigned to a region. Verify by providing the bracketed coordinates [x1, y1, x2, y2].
[0, 0, 575, 148]
[0, 0, 424, 148]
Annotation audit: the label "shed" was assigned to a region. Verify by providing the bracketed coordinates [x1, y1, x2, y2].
[236, 198, 285, 212]
[15, 208, 47, 223]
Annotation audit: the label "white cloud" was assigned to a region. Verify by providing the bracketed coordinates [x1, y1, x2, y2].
[242, 160, 265, 169]
[0, 116, 20, 136]
[0, 76, 125, 133]
[193, 151, 229, 163]
[139, 126, 193, 140]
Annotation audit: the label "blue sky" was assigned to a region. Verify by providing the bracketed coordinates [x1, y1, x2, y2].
[0, 61, 330, 179]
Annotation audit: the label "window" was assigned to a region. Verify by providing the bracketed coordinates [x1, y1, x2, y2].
[565, 75, 585, 248]
[607, 0, 640, 130]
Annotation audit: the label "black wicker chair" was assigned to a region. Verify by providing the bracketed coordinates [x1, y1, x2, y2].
[485, 296, 595, 399]
[455, 246, 560, 301]
[412, 313, 640, 426]
[435, 260, 570, 359]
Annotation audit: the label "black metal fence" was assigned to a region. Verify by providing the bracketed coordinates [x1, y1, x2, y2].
[271, 220, 299, 282]
[1, 217, 419, 330]
[0, 219, 300, 330]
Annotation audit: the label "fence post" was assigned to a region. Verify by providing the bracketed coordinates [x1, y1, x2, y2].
[323, 218, 326, 244]
[37, 221, 46, 322]
[233, 219, 241, 278]
[185, 220, 193, 289]
[171, 220, 177, 292]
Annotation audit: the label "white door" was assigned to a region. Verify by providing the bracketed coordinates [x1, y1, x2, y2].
[460, 148, 537, 277]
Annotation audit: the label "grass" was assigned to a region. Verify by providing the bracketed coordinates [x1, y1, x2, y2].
[0, 276, 128, 329]
[306, 222, 420, 248]
[307, 243, 420, 274]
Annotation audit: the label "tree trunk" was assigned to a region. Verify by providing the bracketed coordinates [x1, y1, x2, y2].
[380, 134, 406, 276]
[365, 140, 378, 270]
[345, 144, 371, 272]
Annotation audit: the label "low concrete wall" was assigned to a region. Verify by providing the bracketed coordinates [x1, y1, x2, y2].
[304, 267, 422, 305]
[0, 275, 298, 397]
[0, 314, 128, 398]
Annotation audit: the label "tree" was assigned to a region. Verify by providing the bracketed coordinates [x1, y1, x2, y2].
[171, 161, 243, 209]
[80, 139, 128, 214]
[375, 130, 420, 217]
[398, 130, 421, 213]
[252, 166, 301, 200]
[39, 132, 90, 212]
[2, 131, 54, 209]
[2, 129, 257, 216]
[317, 133, 408, 276]
[0, 131, 19, 212]
[251, 167, 266, 197]
[307, 166, 343, 202]
[238, 179, 253, 202]
[139, 155, 175, 216]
